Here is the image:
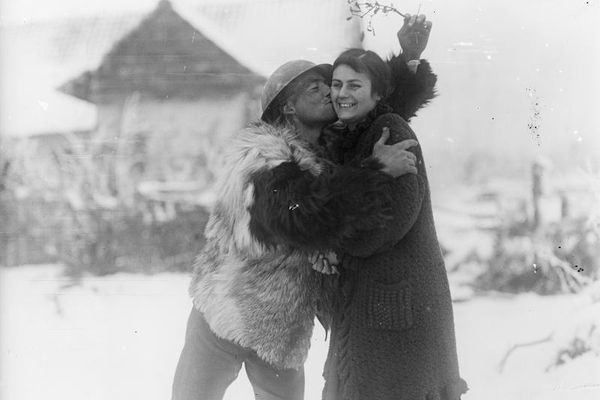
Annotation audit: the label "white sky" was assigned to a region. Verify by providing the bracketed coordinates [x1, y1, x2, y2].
[0, 0, 440, 24]
[0, 0, 277, 23]
[0, 0, 161, 23]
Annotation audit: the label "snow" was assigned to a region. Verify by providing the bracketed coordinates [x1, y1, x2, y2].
[0, 89, 97, 138]
[1, 264, 599, 400]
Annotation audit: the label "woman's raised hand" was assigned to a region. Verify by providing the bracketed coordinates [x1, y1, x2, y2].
[397, 13, 433, 60]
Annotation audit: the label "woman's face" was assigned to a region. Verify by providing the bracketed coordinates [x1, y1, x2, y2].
[331, 64, 380, 127]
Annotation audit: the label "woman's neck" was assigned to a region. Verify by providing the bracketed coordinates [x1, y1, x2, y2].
[343, 117, 365, 132]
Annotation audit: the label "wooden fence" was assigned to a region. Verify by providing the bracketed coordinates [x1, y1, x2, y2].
[0, 194, 209, 272]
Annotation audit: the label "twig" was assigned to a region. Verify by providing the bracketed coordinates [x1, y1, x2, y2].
[349, 1, 406, 17]
[346, 1, 407, 35]
[497, 332, 554, 373]
[545, 251, 592, 292]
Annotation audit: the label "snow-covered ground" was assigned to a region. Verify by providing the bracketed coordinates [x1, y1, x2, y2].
[1, 264, 598, 400]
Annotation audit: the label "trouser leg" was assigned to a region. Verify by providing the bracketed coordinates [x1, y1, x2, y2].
[172, 308, 246, 400]
[244, 353, 305, 400]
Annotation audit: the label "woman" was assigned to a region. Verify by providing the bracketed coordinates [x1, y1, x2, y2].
[320, 49, 468, 400]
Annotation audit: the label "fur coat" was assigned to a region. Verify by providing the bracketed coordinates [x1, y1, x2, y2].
[386, 56, 437, 122]
[189, 122, 395, 370]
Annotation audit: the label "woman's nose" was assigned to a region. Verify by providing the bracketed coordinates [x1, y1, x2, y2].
[337, 84, 348, 98]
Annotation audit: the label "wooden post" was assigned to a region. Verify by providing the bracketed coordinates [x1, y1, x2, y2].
[560, 191, 570, 220]
[531, 160, 545, 231]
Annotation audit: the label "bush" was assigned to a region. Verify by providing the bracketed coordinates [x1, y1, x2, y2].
[475, 214, 598, 294]
[59, 202, 209, 276]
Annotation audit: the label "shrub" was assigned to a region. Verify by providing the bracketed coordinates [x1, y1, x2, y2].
[59, 203, 209, 275]
[474, 202, 598, 294]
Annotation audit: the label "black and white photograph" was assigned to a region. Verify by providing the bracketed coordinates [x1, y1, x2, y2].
[1, 1, 599, 399]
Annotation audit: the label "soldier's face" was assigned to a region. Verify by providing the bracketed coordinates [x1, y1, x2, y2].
[287, 71, 337, 126]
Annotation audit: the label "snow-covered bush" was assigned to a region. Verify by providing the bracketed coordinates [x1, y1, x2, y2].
[60, 204, 208, 275]
[3, 119, 212, 274]
[50, 131, 211, 275]
[474, 188, 599, 294]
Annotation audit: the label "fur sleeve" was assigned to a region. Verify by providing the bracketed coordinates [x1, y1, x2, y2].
[386, 56, 437, 121]
[248, 161, 394, 251]
[340, 114, 426, 258]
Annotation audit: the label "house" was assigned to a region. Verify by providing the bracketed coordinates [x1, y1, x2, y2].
[0, 0, 363, 267]
[54, 0, 360, 196]
[1, 0, 362, 204]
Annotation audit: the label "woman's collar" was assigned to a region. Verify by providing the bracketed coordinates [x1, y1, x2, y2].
[337, 102, 393, 133]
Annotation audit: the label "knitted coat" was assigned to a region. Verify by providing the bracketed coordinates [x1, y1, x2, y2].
[321, 112, 468, 400]
[189, 122, 395, 370]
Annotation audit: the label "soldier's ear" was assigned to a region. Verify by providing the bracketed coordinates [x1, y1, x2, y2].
[282, 102, 296, 116]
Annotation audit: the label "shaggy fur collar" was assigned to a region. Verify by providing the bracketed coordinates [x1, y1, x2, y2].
[205, 121, 324, 258]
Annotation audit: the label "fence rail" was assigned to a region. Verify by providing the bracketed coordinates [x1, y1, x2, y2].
[0, 194, 209, 272]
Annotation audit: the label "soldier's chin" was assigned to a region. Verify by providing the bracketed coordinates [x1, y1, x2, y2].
[324, 109, 337, 121]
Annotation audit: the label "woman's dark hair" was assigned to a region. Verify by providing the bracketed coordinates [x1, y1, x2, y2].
[332, 49, 391, 99]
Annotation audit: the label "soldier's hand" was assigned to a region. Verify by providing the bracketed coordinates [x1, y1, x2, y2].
[310, 251, 339, 275]
[373, 127, 419, 177]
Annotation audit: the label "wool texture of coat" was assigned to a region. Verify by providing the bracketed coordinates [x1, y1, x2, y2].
[321, 110, 468, 400]
[189, 121, 396, 370]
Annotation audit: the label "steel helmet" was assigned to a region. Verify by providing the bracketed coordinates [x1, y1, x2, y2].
[260, 60, 332, 122]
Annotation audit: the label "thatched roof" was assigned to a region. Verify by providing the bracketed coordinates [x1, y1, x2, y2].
[60, 0, 361, 103]
[174, 0, 361, 76]
[61, 1, 265, 103]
